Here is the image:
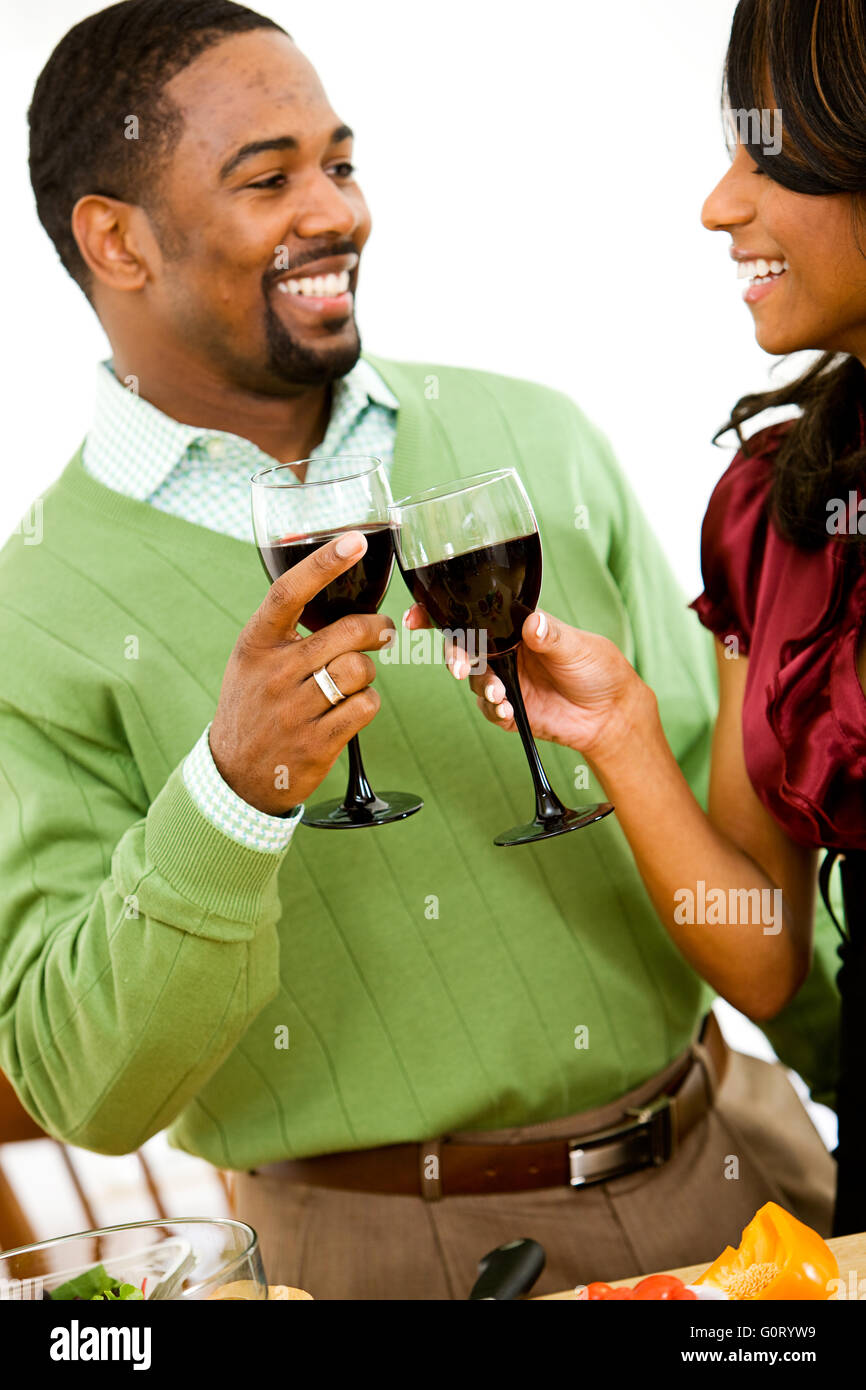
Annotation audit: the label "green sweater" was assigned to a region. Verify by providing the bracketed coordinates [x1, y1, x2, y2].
[0, 356, 839, 1166]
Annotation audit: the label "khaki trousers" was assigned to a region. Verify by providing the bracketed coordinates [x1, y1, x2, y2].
[230, 1050, 835, 1300]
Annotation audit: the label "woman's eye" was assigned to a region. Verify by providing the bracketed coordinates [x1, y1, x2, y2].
[248, 174, 287, 190]
[330, 162, 356, 179]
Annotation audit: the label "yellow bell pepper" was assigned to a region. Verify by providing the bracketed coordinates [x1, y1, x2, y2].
[695, 1202, 838, 1300]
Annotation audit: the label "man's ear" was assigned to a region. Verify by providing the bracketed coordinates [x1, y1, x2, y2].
[71, 195, 156, 292]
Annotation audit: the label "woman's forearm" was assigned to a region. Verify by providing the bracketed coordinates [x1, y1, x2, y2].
[584, 683, 809, 1020]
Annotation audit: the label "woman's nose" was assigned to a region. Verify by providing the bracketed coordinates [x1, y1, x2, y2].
[701, 163, 755, 233]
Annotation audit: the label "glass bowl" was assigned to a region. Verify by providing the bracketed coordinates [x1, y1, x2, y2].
[0, 1218, 267, 1301]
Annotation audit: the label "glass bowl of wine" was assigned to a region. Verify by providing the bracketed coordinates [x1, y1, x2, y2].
[251, 455, 423, 829]
[390, 468, 614, 845]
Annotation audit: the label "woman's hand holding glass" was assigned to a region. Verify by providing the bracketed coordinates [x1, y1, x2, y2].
[404, 603, 651, 772]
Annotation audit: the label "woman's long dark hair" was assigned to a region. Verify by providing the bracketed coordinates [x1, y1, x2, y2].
[717, 0, 866, 548]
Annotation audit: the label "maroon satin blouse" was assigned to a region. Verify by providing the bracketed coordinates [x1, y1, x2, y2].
[692, 424, 866, 852]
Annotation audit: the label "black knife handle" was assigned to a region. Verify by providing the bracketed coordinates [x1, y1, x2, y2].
[467, 1238, 546, 1300]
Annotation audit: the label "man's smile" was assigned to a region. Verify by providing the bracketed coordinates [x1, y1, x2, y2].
[270, 250, 359, 321]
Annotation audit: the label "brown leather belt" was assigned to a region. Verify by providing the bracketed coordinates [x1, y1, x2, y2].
[253, 1013, 728, 1200]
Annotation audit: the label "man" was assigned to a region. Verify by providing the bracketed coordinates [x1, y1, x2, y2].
[0, 0, 840, 1299]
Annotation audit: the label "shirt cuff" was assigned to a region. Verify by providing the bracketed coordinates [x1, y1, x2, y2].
[182, 725, 303, 853]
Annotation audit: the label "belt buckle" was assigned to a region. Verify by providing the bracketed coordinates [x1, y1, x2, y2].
[567, 1094, 672, 1188]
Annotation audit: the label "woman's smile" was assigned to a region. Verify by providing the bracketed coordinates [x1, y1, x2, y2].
[732, 250, 790, 304]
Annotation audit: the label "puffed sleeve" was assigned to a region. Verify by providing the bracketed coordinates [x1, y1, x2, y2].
[691, 425, 788, 655]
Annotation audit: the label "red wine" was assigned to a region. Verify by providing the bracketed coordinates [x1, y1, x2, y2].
[259, 523, 395, 631]
[398, 532, 542, 657]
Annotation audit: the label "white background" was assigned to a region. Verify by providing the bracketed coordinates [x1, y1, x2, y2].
[1, 0, 802, 598]
[0, 0, 834, 1234]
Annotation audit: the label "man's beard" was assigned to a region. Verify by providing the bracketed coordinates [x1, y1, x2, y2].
[263, 297, 362, 385]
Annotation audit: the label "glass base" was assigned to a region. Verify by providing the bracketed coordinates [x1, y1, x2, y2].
[302, 791, 424, 829]
[494, 801, 614, 847]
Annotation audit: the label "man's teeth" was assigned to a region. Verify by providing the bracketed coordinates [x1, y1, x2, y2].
[736, 257, 789, 284]
[275, 269, 352, 297]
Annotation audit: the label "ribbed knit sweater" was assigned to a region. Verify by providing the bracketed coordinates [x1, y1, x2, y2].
[0, 356, 832, 1167]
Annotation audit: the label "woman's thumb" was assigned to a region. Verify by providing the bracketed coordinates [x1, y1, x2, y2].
[523, 608, 564, 655]
[523, 609, 596, 665]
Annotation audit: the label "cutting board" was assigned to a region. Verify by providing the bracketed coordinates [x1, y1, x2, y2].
[535, 1231, 866, 1299]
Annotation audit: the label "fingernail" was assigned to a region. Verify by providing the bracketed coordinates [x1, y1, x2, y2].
[402, 608, 412, 629]
[335, 531, 364, 558]
[535, 610, 548, 640]
[497, 702, 513, 720]
[484, 681, 498, 702]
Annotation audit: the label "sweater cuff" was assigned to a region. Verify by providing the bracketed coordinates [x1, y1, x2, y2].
[183, 724, 303, 852]
[145, 764, 291, 927]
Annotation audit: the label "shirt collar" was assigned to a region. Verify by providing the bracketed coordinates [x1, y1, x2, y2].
[86, 355, 399, 501]
[329, 355, 399, 415]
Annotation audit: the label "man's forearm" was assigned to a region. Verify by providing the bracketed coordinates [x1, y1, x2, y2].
[1, 764, 287, 1153]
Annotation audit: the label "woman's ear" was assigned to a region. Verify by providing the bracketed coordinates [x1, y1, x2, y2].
[70, 194, 153, 292]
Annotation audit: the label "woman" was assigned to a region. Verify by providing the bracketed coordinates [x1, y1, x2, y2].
[409, 0, 866, 1237]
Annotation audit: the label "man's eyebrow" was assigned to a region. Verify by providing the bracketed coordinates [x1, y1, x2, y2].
[219, 125, 354, 181]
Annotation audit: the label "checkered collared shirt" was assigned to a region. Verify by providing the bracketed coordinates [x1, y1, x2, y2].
[83, 357, 399, 852]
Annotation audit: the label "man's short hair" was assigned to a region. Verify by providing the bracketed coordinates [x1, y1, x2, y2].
[28, 0, 287, 296]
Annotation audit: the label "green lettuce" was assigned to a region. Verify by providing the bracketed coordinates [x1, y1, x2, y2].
[50, 1263, 144, 1301]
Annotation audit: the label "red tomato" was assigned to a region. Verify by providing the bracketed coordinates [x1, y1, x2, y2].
[632, 1275, 691, 1301]
[584, 1282, 616, 1300]
[583, 1274, 696, 1301]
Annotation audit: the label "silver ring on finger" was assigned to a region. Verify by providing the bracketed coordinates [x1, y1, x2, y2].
[312, 665, 347, 706]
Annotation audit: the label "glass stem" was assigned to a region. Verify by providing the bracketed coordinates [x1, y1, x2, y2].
[494, 648, 568, 824]
[343, 735, 377, 811]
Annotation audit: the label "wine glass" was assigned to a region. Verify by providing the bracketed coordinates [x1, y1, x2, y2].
[390, 468, 614, 846]
[251, 456, 423, 829]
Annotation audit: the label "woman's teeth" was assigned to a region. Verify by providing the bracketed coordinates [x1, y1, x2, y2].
[737, 257, 789, 286]
[276, 270, 351, 298]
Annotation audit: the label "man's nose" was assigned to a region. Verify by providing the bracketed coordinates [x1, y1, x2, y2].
[701, 163, 755, 233]
[293, 171, 360, 241]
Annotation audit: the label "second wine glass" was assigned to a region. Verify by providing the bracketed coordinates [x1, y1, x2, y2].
[390, 468, 614, 846]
